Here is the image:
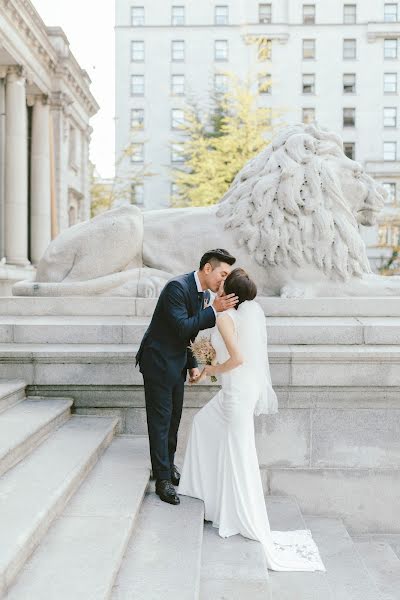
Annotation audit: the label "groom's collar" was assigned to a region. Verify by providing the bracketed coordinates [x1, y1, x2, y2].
[193, 270, 204, 293]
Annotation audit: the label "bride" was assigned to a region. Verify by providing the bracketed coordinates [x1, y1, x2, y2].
[178, 268, 326, 572]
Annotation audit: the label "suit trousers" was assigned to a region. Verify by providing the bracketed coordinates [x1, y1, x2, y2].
[143, 373, 185, 481]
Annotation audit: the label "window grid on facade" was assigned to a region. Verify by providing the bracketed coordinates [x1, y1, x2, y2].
[171, 183, 179, 201]
[131, 6, 144, 26]
[215, 39, 228, 61]
[131, 41, 144, 62]
[131, 143, 144, 163]
[343, 4, 357, 24]
[172, 6, 185, 25]
[302, 107, 315, 123]
[131, 108, 144, 129]
[214, 73, 228, 93]
[344, 142, 355, 159]
[303, 39, 315, 59]
[259, 3, 272, 23]
[382, 182, 397, 205]
[131, 75, 144, 96]
[302, 73, 315, 94]
[131, 184, 144, 205]
[258, 73, 271, 94]
[303, 4, 315, 24]
[343, 73, 356, 93]
[343, 39, 357, 59]
[384, 107, 397, 127]
[258, 38, 272, 61]
[384, 3, 398, 21]
[215, 5, 229, 25]
[171, 40, 185, 61]
[384, 72, 398, 93]
[171, 74, 185, 95]
[343, 107, 356, 127]
[384, 39, 398, 58]
[171, 143, 184, 162]
[384, 141, 397, 160]
[171, 108, 185, 129]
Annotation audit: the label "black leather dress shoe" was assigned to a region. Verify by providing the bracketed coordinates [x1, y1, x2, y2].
[171, 464, 181, 486]
[155, 479, 180, 505]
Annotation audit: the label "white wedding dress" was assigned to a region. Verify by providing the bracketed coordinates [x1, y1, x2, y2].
[178, 300, 326, 572]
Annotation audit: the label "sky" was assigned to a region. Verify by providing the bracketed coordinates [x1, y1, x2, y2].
[32, 1, 115, 178]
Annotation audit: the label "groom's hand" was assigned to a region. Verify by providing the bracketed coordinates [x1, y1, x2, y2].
[213, 293, 239, 313]
[188, 368, 201, 384]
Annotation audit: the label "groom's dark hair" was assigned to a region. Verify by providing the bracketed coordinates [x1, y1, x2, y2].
[199, 249, 236, 270]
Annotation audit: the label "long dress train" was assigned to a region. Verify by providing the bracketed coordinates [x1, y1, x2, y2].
[178, 302, 326, 572]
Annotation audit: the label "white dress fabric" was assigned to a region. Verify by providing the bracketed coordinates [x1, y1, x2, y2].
[178, 300, 326, 572]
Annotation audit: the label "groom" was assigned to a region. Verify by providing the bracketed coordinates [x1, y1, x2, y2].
[136, 249, 238, 505]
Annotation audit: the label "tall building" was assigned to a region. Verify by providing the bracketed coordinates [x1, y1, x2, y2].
[115, 0, 400, 266]
[0, 0, 99, 294]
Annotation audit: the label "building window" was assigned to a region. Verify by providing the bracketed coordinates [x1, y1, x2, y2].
[171, 40, 185, 61]
[384, 39, 398, 59]
[171, 143, 184, 162]
[215, 5, 229, 24]
[383, 182, 397, 205]
[384, 107, 397, 127]
[131, 75, 144, 96]
[302, 107, 315, 123]
[259, 3, 272, 23]
[172, 6, 185, 25]
[302, 73, 315, 94]
[171, 182, 179, 201]
[384, 3, 398, 21]
[343, 108, 355, 127]
[131, 6, 144, 26]
[258, 38, 272, 61]
[131, 40, 144, 62]
[303, 4, 315, 24]
[68, 125, 76, 167]
[258, 73, 271, 94]
[303, 39, 315, 59]
[343, 39, 357, 59]
[131, 184, 144, 205]
[343, 4, 357, 23]
[171, 74, 185, 95]
[214, 73, 228, 93]
[384, 141, 397, 160]
[131, 143, 144, 163]
[343, 73, 356, 93]
[131, 108, 144, 129]
[344, 142, 355, 159]
[384, 72, 398, 93]
[215, 40, 228, 61]
[171, 108, 185, 129]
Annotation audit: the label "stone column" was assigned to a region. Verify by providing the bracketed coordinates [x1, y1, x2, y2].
[4, 67, 29, 266]
[0, 72, 6, 260]
[30, 95, 51, 264]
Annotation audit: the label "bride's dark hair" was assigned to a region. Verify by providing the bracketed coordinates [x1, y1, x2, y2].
[223, 268, 257, 309]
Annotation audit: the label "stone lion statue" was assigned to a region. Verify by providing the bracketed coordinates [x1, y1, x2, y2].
[13, 123, 400, 298]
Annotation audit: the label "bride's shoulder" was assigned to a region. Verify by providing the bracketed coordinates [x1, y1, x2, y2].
[216, 308, 237, 328]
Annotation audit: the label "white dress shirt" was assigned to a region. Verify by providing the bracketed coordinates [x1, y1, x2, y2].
[194, 271, 217, 318]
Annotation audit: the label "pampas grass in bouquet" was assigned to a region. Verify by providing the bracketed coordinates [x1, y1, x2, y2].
[189, 337, 218, 383]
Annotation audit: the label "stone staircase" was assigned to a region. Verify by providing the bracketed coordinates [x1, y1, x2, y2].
[1, 380, 399, 599]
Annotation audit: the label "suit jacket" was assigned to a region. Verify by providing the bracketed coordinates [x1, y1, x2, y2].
[136, 272, 216, 383]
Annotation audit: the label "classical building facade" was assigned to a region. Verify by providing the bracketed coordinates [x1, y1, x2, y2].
[0, 0, 99, 294]
[115, 0, 400, 268]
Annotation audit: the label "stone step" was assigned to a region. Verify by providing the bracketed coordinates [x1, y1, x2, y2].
[265, 496, 334, 600]
[0, 380, 26, 413]
[5, 436, 150, 600]
[111, 491, 204, 600]
[0, 415, 118, 596]
[354, 540, 400, 600]
[352, 533, 400, 561]
[0, 397, 73, 477]
[2, 296, 400, 317]
[2, 315, 400, 345]
[304, 516, 382, 600]
[200, 522, 271, 600]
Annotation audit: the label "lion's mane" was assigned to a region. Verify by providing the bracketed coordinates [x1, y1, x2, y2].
[216, 123, 383, 280]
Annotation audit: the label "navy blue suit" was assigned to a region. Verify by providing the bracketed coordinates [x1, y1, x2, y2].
[136, 272, 216, 480]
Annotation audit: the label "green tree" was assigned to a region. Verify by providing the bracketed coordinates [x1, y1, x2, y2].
[171, 74, 280, 207]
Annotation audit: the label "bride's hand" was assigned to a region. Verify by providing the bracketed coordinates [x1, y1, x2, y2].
[204, 364, 217, 377]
